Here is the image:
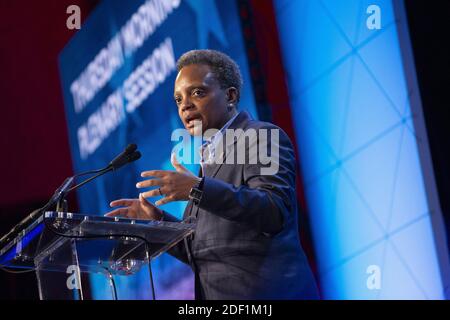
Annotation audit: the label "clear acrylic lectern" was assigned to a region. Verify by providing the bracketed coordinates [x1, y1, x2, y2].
[0, 211, 195, 300]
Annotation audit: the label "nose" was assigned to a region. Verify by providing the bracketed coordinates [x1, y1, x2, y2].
[180, 97, 195, 113]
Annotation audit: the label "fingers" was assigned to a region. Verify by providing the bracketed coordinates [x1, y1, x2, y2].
[155, 195, 175, 206]
[141, 170, 167, 178]
[136, 178, 162, 189]
[171, 153, 188, 173]
[104, 208, 128, 217]
[109, 199, 135, 207]
[141, 188, 163, 198]
[139, 192, 152, 206]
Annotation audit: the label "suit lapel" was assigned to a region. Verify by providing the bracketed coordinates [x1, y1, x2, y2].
[190, 111, 252, 220]
[206, 111, 251, 178]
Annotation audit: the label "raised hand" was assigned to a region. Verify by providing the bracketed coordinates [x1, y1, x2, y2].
[136, 153, 201, 206]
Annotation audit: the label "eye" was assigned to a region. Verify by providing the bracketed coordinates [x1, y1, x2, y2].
[192, 88, 205, 97]
[174, 96, 182, 104]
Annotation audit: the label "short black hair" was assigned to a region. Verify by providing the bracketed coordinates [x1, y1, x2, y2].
[176, 49, 243, 102]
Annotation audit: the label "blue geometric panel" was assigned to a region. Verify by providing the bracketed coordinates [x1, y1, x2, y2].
[274, 0, 447, 299]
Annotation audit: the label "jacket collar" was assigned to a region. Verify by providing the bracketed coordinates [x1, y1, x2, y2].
[226, 110, 252, 131]
[203, 110, 253, 178]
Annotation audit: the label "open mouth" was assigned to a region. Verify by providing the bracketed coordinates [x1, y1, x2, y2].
[185, 114, 202, 128]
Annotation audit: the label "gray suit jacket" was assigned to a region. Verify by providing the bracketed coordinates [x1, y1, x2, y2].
[163, 111, 319, 299]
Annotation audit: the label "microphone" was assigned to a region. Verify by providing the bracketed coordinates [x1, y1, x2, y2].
[109, 143, 137, 170]
[68, 148, 141, 192]
[128, 151, 142, 163]
[0, 144, 141, 247]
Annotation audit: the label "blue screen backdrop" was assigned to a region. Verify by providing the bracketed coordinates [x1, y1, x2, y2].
[59, 0, 257, 299]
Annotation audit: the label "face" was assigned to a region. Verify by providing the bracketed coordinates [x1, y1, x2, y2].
[174, 64, 235, 136]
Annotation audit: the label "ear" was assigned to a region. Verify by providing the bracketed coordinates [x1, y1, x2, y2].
[226, 87, 238, 104]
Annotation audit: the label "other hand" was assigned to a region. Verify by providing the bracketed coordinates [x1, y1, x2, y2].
[104, 193, 163, 220]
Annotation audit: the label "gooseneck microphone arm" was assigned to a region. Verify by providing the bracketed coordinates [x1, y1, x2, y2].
[54, 144, 141, 211]
[0, 144, 141, 247]
[66, 154, 142, 195]
[66, 146, 142, 193]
